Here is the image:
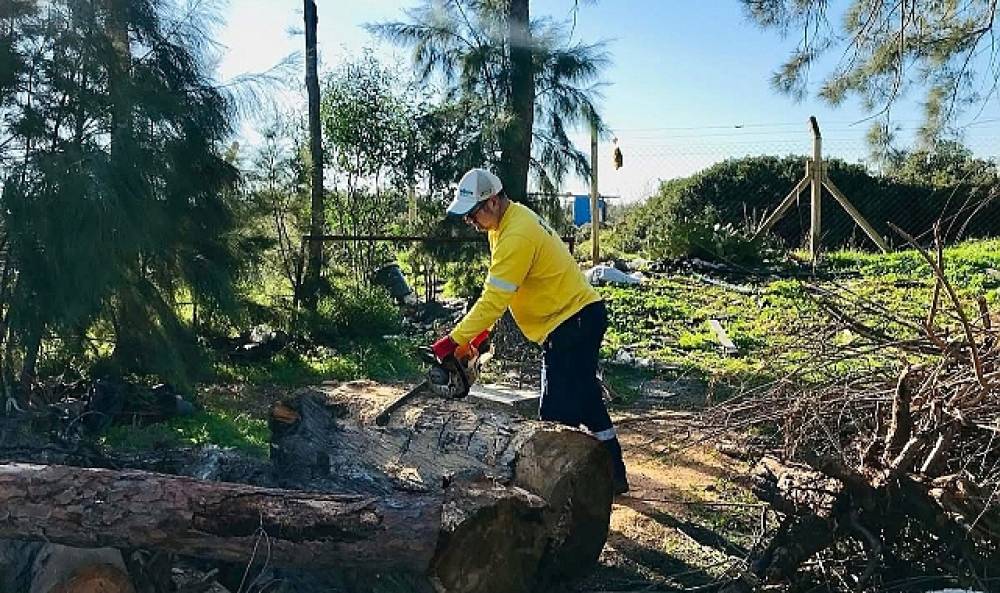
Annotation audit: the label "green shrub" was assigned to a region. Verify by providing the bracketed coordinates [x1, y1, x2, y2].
[305, 286, 402, 343]
[441, 258, 489, 300]
[614, 154, 1000, 259]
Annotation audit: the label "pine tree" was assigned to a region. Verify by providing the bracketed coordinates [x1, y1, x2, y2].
[370, 0, 610, 199]
[0, 0, 245, 396]
[744, 0, 1000, 144]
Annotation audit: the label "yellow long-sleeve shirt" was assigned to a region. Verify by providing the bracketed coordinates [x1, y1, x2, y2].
[450, 202, 600, 345]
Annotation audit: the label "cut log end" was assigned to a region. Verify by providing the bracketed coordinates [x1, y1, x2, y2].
[513, 430, 613, 585]
[47, 564, 136, 593]
[431, 482, 547, 593]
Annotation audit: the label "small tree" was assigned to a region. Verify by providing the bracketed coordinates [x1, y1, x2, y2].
[245, 113, 312, 314]
[321, 54, 420, 284]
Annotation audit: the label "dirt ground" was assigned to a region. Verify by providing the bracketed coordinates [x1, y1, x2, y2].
[573, 377, 764, 592]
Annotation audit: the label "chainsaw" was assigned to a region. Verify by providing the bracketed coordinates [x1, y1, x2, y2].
[374, 330, 490, 426]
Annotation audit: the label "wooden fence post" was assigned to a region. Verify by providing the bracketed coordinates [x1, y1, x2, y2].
[755, 117, 889, 256]
[809, 116, 823, 263]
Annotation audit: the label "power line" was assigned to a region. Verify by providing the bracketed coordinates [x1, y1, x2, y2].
[603, 116, 1000, 135]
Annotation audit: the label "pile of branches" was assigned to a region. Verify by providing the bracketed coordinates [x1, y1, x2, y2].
[710, 232, 1000, 592]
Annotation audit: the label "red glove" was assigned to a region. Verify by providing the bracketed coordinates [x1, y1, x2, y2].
[470, 329, 490, 350]
[431, 335, 458, 360]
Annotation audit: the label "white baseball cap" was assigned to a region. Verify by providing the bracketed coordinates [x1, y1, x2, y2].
[447, 168, 503, 216]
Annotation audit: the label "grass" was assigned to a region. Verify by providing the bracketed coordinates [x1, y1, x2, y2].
[599, 238, 1000, 386]
[100, 408, 270, 457]
[100, 337, 422, 455]
[98, 238, 1000, 454]
[212, 338, 421, 386]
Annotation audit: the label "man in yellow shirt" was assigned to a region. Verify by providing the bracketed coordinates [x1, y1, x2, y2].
[431, 168, 629, 494]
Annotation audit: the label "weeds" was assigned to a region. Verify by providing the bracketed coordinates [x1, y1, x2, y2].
[100, 409, 270, 457]
[600, 238, 1000, 386]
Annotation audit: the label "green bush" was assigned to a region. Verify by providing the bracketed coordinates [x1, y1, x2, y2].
[613, 154, 1000, 259]
[441, 258, 489, 300]
[305, 286, 402, 343]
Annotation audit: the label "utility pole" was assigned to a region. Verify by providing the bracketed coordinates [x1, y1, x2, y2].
[590, 112, 600, 266]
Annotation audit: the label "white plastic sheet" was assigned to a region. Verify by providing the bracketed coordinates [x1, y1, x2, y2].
[585, 264, 644, 286]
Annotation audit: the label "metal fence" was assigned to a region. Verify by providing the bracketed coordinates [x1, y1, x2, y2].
[577, 118, 1000, 254]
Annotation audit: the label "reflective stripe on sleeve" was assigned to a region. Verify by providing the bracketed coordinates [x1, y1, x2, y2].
[593, 427, 617, 441]
[487, 275, 518, 292]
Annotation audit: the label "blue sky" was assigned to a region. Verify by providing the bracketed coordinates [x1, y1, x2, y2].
[215, 0, 1000, 200]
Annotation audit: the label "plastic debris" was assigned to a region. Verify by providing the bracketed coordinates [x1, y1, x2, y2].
[585, 265, 644, 286]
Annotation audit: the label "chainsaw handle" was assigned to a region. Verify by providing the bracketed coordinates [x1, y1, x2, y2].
[455, 330, 490, 360]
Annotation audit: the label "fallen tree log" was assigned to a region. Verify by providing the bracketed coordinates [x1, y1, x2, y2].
[0, 462, 546, 580]
[271, 382, 614, 587]
[724, 454, 1000, 592]
[750, 456, 841, 517]
[0, 380, 613, 593]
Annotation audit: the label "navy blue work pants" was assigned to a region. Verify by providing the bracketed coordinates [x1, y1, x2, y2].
[540, 300, 624, 475]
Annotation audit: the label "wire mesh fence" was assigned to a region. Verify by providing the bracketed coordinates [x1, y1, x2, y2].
[581, 119, 1000, 253]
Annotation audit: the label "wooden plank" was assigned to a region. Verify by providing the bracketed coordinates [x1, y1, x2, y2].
[709, 319, 739, 355]
[468, 383, 539, 417]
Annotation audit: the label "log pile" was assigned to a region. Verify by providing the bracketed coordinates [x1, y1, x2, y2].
[709, 233, 1000, 591]
[0, 379, 613, 593]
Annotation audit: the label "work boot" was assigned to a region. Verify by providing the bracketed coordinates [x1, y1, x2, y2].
[602, 437, 630, 496]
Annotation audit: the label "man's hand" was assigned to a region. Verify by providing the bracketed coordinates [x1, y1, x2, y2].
[431, 335, 458, 361]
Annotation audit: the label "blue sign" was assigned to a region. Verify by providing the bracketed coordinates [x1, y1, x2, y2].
[573, 195, 607, 226]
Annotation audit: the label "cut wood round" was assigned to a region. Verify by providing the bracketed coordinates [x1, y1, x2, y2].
[512, 429, 613, 586]
[34, 548, 132, 593]
[270, 381, 614, 589]
[430, 479, 546, 593]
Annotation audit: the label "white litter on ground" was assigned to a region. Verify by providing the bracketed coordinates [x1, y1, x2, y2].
[585, 265, 643, 286]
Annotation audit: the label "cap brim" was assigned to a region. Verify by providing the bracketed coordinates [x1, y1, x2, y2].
[446, 195, 479, 216]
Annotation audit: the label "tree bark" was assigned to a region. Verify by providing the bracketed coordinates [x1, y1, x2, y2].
[17, 326, 41, 390]
[0, 462, 452, 571]
[302, 0, 324, 311]
[499, 0, 534, 203]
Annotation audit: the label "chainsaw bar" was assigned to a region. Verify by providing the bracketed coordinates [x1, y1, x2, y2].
[374, 379, 429, 426]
